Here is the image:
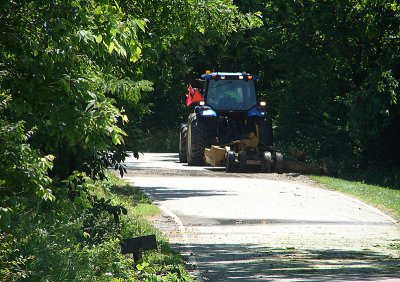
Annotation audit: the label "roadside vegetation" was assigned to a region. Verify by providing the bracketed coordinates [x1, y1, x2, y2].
[0, 171, 191, 281]
[103, 173, 192, 281]
[1, 0, 399, 280]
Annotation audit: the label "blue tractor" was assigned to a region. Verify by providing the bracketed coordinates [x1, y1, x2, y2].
[179, 71, 282, 173]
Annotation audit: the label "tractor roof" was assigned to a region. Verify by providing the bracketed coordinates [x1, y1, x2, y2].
[201, 72, 258, 80]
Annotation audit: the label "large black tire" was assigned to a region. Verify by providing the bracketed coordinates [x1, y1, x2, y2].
[258, 116, 273, 150]
[225, 150, 236, 173]
[179, 124, 187, 163]
[238, 151, 247, 172]
[186, 114, 207, 166]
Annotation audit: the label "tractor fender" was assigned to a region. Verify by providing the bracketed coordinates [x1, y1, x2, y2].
[247, 106, 266, 118]
[195, 106, 217, 117]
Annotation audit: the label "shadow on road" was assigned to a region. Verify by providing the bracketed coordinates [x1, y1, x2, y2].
[180, 216, 394, 227]
[156, 155, 180, 162]
[140, 186, 235, 201]
[173, 243, 400, 281]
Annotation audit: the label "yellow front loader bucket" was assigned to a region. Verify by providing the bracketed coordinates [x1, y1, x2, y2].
[204, 145, 228, 167]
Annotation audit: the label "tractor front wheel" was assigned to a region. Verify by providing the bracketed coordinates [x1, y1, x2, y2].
[179, 123, 187, 163]
[186, 114, 206, 166]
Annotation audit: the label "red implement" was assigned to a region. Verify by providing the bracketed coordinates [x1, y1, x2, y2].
[186, 85, 203, 107]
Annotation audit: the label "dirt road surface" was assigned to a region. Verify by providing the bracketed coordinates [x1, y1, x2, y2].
[125, 153, 400, 281]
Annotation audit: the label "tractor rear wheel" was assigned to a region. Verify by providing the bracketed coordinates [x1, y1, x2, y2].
[258, 116, 273, 150]
[187, 114, 206, 166]
[179, 123, 187, 163]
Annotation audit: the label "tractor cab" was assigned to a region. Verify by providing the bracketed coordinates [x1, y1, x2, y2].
[203, 72, 257, 112]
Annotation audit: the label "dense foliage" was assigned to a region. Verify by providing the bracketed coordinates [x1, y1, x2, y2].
[0, 1, 142, 278]
[258, 0, 400, 175]
[1, 0, 399, 280]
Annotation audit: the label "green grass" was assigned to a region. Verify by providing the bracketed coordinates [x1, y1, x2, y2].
[105, 175, 160, 218]
[310, 175, 400, 220]
[103, 172, 193, 281]
[133, 203, 160, 217]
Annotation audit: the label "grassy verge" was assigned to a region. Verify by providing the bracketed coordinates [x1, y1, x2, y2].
[0, 172, 192, 282]
[102, 172, 193, 281]
[310, 175, 400, 221]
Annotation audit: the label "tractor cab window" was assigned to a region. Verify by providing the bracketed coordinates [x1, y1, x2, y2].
[206, 79, 256, 111]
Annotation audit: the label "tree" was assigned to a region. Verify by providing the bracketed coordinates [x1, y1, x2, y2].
[0, 0, 148, 179]
[232, 0, 400, 171]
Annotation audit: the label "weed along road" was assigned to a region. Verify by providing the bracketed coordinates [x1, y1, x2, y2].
[124, 153, 400, 281]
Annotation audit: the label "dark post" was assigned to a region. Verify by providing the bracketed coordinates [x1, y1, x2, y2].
[120, 235, 157, 264]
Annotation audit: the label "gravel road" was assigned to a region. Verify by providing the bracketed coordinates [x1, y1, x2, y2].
[124, 153, 400, 281]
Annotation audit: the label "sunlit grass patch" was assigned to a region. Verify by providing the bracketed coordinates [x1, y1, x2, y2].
[133, 203, 160, 217]
[111, 185, 160, 218]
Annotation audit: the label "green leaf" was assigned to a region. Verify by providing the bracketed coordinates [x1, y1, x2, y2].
[136, 19, 146, 32]
[94, 5, 102, 15]
[110, 28, 118, 36]
[95, 34, 103, 43]
[108, 41, 115, 54]
[130, 46, 142, 63]
[113, 39, 122, 55]
[85, 100, 96, 112]
[112, 134, 120, 145]
[120, 46, 127, 58]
